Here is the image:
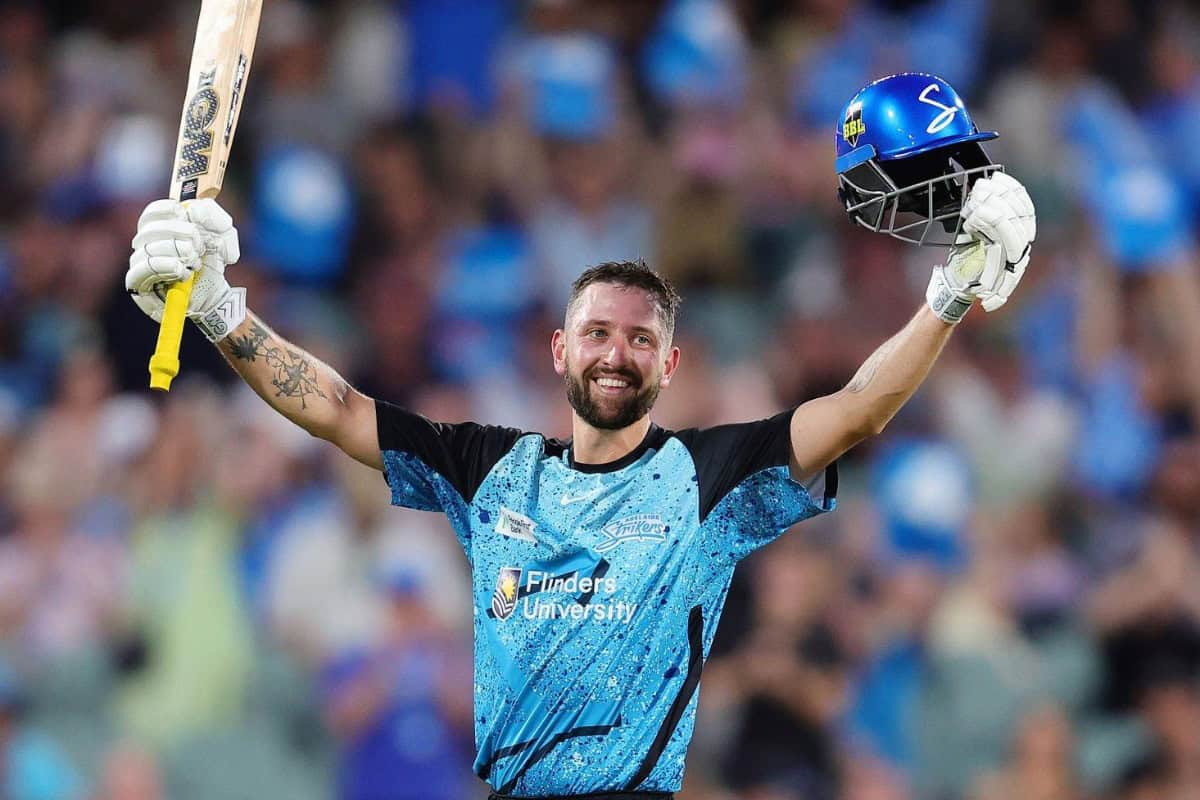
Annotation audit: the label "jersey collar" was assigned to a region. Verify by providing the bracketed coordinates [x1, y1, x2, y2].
[566, 424, 663, 474]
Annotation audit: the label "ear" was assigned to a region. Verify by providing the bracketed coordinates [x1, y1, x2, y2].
[551, 329, 567, 376]
[659, 345, 681, 388]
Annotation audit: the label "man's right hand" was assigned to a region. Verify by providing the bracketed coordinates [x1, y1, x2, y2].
[127, 198, 246, 342]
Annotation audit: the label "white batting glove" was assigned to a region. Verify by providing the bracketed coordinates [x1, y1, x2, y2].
[926, 236, 1004, 324]
[961, 172, 1036, 313]
[127, 198, 246, 342]
[925, 173, 1037, 323]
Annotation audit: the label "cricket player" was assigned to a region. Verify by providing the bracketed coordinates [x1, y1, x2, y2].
[125, 73, 1034, 799]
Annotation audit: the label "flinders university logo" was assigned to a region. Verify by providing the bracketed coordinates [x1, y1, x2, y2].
[492, 567, 522, 621]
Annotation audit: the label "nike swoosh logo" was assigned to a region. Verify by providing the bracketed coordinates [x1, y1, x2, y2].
[560, 487, 604, 506]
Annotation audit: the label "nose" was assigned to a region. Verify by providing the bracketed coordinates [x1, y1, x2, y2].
[603, 339, 630, 367]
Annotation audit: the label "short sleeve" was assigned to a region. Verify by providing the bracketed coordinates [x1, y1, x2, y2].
[375, 400, 526, 513]
[675, 409, 837, 561]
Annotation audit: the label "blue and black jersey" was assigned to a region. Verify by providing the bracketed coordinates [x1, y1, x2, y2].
[376, 401, 836, 797]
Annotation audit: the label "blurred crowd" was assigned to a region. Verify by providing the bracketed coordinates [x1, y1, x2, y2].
[2, 0, 1200, 798]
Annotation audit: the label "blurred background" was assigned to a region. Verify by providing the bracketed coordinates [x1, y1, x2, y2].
[2, 0, 1200, 798]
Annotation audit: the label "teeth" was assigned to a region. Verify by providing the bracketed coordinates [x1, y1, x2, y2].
[596, 378, 629, 388]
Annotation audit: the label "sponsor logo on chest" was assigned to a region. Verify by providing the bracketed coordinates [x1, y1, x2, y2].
[489, 565, 637, 625]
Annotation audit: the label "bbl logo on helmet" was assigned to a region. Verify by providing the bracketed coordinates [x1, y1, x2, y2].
[842, 101, 865, 147]
[491, 567, 522, 621]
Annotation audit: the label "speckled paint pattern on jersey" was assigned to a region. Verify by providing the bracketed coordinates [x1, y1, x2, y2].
[378, 403, 836, 796]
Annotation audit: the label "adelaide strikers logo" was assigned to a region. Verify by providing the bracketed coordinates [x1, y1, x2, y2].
[596, 514, 667, 553]
[842, 101, 865, 147]
[491, 567, 522, 621]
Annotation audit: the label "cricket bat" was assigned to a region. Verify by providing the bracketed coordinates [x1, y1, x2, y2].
[148, 0, 262, 391]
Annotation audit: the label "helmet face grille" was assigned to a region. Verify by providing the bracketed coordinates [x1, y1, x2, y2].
[837, 141, 1000, 246]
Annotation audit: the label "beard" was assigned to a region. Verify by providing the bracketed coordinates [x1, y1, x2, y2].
[564, 361, 661, 431]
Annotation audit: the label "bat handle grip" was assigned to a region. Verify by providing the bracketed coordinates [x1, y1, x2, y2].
[148, 273, 197, 391]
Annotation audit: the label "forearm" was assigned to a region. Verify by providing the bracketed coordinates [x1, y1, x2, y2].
[839, 305, 955, 434]
[790, 305, 955, 477]
[216, 312, 355, 442]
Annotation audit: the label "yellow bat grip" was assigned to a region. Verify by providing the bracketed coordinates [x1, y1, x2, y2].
[148, 273, 197, 391]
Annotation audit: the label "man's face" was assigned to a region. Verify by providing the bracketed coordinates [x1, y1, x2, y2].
[552, 283, 680, 431]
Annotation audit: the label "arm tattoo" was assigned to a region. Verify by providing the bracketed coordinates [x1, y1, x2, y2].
[227, 321, 327, 409]
[846, 339, 898, 394]
[228, 322, 270, 362]
[270, 347, 327, 409]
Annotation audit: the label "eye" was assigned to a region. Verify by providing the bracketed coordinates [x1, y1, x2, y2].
[634, 334, 652, 346]
[587, 328, 607, 339]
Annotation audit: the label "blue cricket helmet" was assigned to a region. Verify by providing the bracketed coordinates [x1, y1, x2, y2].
[835, 72, 1000, 246]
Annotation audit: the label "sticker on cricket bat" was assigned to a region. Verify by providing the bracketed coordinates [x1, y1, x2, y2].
[223, 53, 248, 147]
[177, 67, 220, 186]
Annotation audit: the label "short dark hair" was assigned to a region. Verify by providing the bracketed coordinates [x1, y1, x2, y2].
[565, 260, 682, 341]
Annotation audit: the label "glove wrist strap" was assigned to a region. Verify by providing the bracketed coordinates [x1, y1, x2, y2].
[190, 287, 247, 343]
[926, 269, 973, 325]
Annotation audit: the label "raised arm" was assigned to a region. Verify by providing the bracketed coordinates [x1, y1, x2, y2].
[789, 173, 1037, 479]
[127, 199, 382, 469]
[217, 313, 381, 468]
[789, 307, 952, 477]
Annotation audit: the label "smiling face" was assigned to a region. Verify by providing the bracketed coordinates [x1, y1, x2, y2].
[552, 282, 680, 431]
